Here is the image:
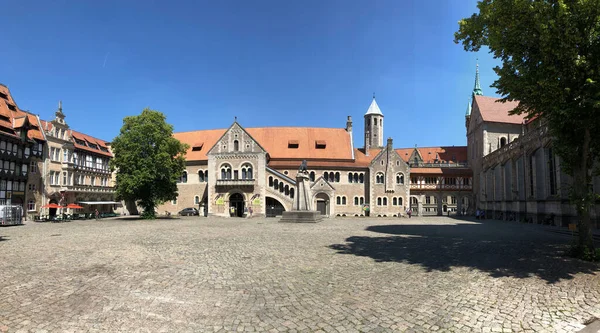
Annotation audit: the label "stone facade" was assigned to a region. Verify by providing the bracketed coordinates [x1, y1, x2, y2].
[158, 98, 472, 218]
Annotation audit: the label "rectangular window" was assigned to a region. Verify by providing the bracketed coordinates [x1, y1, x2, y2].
[27, 200, 35, 211]
[63, 149, 67, 162]
[91, 176, 95, 186]
[63, 172, 67, 185]
[54, 172, 59, 185]
[30, 161, 37, 173]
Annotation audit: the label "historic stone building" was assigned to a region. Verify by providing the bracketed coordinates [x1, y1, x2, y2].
[0, 84, 46, 222]
[158, 98, 473, 218]
[38, 103, 116, 218]
[466, 64, 600, 227]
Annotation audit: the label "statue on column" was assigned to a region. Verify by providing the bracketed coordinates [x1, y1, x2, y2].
[280, 160, 322, 223]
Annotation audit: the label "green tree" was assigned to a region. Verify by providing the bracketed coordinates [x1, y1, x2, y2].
[455, 0, 600, 252]
[110, 108, 189, 219]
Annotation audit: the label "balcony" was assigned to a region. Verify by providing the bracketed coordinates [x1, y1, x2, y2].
[60, 184, 116, 194]
[72, 164, 112, 174]
[216, 178, 255, 186]
[409, 183, 472, 191]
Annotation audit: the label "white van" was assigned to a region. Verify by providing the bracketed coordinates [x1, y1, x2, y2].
[0, 205, 23, 226]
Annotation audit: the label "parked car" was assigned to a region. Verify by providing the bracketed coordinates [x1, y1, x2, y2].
[178, 207, 199, 216]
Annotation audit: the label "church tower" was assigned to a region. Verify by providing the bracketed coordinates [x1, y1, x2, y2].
[364, 95, 384, 154]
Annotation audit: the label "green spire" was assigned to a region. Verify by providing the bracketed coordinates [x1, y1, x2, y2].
[473, 60, 483, 96]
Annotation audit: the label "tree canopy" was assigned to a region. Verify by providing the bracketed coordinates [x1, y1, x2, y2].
[110, 108, 189, 219]
[455, 0, 600, 252]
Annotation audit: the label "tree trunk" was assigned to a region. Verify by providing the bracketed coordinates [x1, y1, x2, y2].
[574, 127, 594, 251]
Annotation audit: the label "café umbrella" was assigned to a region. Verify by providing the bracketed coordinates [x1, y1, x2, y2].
[66, 204, 84, 209]
[41, 203, 61, 209]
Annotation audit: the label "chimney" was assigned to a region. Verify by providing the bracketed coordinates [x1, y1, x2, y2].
[346, 116, 352, 132]
[387, 137, 393, 150]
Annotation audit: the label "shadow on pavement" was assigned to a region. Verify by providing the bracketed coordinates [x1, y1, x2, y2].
[329, 222, 599, 284]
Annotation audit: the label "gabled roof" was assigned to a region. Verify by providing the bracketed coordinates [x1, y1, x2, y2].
[474, 95, 524, 125]
[365, 98, 383, 116]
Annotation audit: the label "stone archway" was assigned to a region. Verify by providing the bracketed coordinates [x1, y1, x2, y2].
[266, 197, 286, 217]
[314, 193, 330, 216]
[409, 195, 422, 216]
[228, 192, 245, 217]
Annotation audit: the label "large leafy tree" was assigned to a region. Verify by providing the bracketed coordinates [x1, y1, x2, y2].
[455, 0, 600, 251]
[110, 108, 189, 219]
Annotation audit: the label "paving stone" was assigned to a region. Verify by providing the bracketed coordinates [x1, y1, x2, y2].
[0, 216, 598, 332]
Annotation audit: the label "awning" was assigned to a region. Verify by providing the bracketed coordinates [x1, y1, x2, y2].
[78, 201, 122, 205]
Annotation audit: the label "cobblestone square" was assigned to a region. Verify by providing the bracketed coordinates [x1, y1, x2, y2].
[1, 216, 599, 332]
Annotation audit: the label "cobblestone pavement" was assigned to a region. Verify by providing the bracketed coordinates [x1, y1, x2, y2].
[1, 216, 599, 332]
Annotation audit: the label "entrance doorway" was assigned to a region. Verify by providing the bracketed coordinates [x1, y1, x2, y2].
[229, 193, 245, 217]
[315, 193, 330, 216]
[443, 205, 448, 213]
[49, 199, 58, 217]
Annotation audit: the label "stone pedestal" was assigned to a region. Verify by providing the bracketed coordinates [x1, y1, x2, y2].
[279, 210, 323, 223]
[280, 169, 323, 223]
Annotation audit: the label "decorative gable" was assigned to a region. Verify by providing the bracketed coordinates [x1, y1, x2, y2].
[207, 121, 266, 156]
[310, 176, 335, 192]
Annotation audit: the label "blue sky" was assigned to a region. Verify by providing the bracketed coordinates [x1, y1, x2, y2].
[1, 0, 499, 148]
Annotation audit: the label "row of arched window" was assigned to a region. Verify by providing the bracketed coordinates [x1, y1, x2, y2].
[348, 172, 365, 184]
[335, 196, 346, 205]
[323, 172, 341, 183]
[353, 196, 365, 206]
[376, 197, 404, 206]
[375, 172, 405, 184]
[268, 176, 295, 199]
[220, 163, 253, 180]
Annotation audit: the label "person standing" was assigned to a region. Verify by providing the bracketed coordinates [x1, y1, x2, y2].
[95, 209, 99, 220]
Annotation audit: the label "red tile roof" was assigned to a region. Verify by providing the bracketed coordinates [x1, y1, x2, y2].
[71, 130, 112, 157]
[396, 146, 468, 163]
[0, 84, 45, 141]
[474, 95, 525, 124]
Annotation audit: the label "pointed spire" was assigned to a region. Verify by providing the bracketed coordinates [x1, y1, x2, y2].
[58, 100, 62, 111]
[365, 96, 383, 116]
[473, 59, 483, 96]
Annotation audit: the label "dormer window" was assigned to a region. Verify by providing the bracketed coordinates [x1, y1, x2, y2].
[0, 92, 7, 100]
[315, 140, 326, 149]
[6, 103, 16, 111]
[288, 140, 299, 149]
[192, 142, 204, 151]
[233, 140, 239, 152]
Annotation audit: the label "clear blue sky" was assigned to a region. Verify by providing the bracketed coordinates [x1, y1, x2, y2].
[1, 0, 500, 149]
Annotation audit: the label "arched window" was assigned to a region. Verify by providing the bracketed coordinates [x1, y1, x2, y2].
[393, 197, 397, 206]
[396, 173, 404, 184]
[284, 185, 289, 196]
[348, 173, 353, 183]
[269, 176, 273, 187]
[360, 197, 364, 205]
[220, 164, 232, 180]
[172, 199, 177, 205]
[241, 163, 253, 180]
[341, 196, 346, 205]
[359, 173, 364, 183]
[353, 173, 359, 183]
[500, 137, 507, 147]
[274, 179, 279, 190]
[335, 172, 340, 183]
[324, 172, 329, 182]
[233, 140, 239, 151]
[354, 197, 359, 205]
[309, 171, 315, 182]
[336, 196, 341, 205]
[377, 197, 382, 206]
[398, 197, 403, 206]
[376, 173, 384, 184]
[194, 196, 200, 205]
[279, 184, 284, 193]
[180, 171, 188, 183]
[290, 188, 294, 199]
[198, 170, 205, 182]
[204, 170, 208, 182]
[383, 197, 387, 205]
